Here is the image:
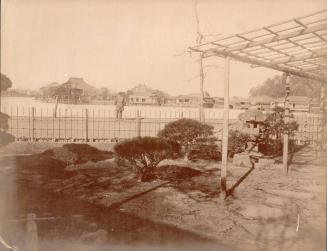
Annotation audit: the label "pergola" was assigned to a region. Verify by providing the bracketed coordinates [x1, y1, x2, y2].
[189, 9, 327, 194]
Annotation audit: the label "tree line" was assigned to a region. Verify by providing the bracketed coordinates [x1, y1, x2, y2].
[249, 74, 322, 98]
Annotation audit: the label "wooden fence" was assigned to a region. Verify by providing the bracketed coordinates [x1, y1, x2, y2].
[3, 107, 326, 145]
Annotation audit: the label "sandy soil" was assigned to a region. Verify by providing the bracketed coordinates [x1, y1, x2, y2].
[1, 144, 326, 251]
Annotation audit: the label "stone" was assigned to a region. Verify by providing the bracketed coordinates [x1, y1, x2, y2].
[239, 205, 284, 220]
[266, 189, 314, 200]
[272, 164, 284, 169]
[81, 229, 108, 244]
[233, 153, 253, 167]
[265, 197, 286, 206]
[254, 163, 267, 169]
[258, 158, 275, 164]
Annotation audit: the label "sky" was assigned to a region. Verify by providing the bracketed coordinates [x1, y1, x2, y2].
[1, 0, 326, 97]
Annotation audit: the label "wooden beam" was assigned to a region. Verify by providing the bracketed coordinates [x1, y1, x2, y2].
[221, 56, 230, 194]
[202, 49, 327, 84]
[219, 23, 327, 52]
[272, 48, 327, 64]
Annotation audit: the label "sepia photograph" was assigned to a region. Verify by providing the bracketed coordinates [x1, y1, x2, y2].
[0, 0, 326, 250]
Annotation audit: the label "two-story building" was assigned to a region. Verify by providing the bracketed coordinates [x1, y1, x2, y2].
[270, 96, 311, 112]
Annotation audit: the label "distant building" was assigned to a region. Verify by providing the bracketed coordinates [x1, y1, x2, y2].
[40, 77, 100, 104]
[213, 97, 224, 108]
[231, 97, 250, 110]
[250, 95, 274, 111]
[309, 98, 323, 113]
[174, 92, 214, 107]
[271, 96, 311, 112]
[127, 84, 164, 105]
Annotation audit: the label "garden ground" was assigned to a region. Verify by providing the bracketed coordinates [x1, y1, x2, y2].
[0, 142, 326, 251]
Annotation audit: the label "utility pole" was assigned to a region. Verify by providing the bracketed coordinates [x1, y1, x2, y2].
[194, 0, 205, 122]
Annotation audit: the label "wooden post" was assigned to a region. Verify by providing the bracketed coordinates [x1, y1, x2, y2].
[32, 107, 35, 142]
[282, 73, 291, 173]
[26, 213, 38, 251]
[320, 85, 326, 145]
[221, 56, 230, 193]
[136, 110, 141, 138]
[85, 109, 89, 142]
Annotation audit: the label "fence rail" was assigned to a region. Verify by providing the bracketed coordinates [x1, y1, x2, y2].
[3, 106, 327, 145]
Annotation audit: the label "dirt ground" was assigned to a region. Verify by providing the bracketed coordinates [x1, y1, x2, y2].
[1, 143, 326, 251]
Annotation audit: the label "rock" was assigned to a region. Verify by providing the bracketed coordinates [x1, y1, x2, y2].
[81, 229, 108, 244]
[86, 222, 98, 231]
[272, 164, 284, 169]
[265, 197, 286, 206]
[254, 163, 267, 169]
[233, 153, 253, 167]
[239, 205, 284, 220]
[266, 189, 314, 200]
[258, 158, 275, 164]
[239, 220, 297, 240]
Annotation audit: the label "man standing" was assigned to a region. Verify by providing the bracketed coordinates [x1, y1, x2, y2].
[114, 92, 126, 119]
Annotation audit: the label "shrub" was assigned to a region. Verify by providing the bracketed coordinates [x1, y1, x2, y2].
[260, 107, 299, 154]
[228, 130, 251, 157]
[188, 144, 221, 161]
[114, 137, 181, 182]
[0, 74, 14, 147]
[158, 119, 217, 160]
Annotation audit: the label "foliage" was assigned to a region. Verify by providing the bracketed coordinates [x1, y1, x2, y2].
[1, 73, 13, 91]
[249, 74, 321, 98]
[158, 118, 217, 160]
[189, 144, 221, 161]
[253, 107, 299, 155]
[0, 131, 15, 146]
[228, 130, 251, 157]
[261, 107, 299, 139]
[1, 73, 14, 147]
[114, 137, 181, 182]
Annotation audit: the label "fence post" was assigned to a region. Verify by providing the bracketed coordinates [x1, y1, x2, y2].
[136, 110, 141, 137]
[32, 107, 35, 142]
[85, 109, 89, 142]
[25, 213, 38, 251]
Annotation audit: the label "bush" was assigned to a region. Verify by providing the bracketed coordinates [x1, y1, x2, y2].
[260, 107, 299, 154]
[158, 119, 217, 160]
[114, 137, 181, 182]
[228, 130, 251, 157]
[0, 131, 15, 147]
[188, 144, 221, 161]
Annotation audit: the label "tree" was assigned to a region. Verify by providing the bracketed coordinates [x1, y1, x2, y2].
[158, 118, 216, 160]
[249, 74, 321, 99]
[114, 137, 181, 182]
[0, 73, 14, 147]
[228, 130, 251, 158]
[0, 74, 12, 91]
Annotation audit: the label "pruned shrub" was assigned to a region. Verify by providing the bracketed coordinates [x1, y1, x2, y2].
[158, 119, 217, 160]
[114, 137, 181, 182]
[62, 143, 114, 163]
[228, 130, 251, 157]
[188, 144, 221, 161]
[1, 73, 14, 147]
[0, 130, 14, 147]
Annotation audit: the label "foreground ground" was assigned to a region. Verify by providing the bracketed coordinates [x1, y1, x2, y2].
[0, 143, 326, 251]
